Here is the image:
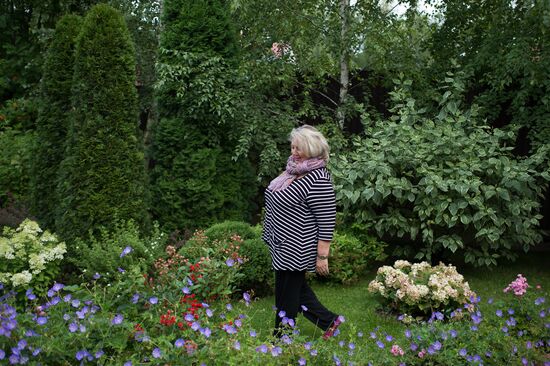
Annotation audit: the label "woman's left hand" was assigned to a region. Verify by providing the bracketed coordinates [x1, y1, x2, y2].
[316, 258, 329, 276]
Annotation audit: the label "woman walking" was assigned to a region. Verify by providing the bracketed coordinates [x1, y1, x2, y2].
[262, 125, 343, 339]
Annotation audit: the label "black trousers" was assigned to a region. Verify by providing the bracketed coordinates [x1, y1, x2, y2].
[274, 270, 337, 336]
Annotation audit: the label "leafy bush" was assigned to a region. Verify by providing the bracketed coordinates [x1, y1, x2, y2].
[0, 129, 35, 205]
[368, 260, 475, 317]
[327, 231, 387, 285]
[239, 237, 273, 297]
[72, 220, 166, 280]
[0, 219, 66, 299]
[203, 221, 259, 241]
[333, 75, 550, 266]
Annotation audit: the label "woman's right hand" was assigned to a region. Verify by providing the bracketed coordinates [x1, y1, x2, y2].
[316, 257, 329, 276]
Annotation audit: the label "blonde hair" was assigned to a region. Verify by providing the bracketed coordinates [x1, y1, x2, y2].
[289, 125, 330, 161]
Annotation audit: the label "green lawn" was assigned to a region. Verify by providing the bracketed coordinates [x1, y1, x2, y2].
[243, 250, 550, 342]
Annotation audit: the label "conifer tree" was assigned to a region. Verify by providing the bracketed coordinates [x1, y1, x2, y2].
[30, 14, 82, 229]
[150, 0, 256, 231]
[56, 4, 148, 243]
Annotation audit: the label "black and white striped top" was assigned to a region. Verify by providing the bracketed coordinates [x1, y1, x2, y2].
[262, 167, 336, 272]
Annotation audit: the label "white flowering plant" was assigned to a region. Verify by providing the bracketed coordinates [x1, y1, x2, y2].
[368, 260, 475, 317]
[0, 219, 66, 297]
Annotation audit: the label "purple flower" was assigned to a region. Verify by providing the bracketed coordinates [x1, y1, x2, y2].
[310, 349, 318, 356]
[271, 346, 282, 357]
[233, 341, 241, 350]
[52, 283, 64, 292]
[450, 329, 458, 338]
[278, 310, 286, 318]
[488, 297, 494, 304]
[25, 289, 36, 301]
[202, 327, 211, 338]
[226, 303, 233, 311]
[191, 322, 200, 331]
[226, 258, 235, 267]
[76, 350, 87, 361]
[95, 350, 104, 358]
[298, 358, 306, 366]
[131, 293, 139, 304]
[149, 297, 158, 305]
[410, 343, 418, 351]
[540, 310, 546, 318]
[152, 348, 161, 359]
[0, 349, 4, 360]
[93, 273, 101, 280]
[71, 299, 80, 308]
[118, 267, 126, 273]
[405, 329, 411, 338]
[243, 292, 251, 304]
[112, 314, 124, 325]
[301, 305, 308, 312]
[36, 316, 48, 325]
[501, 326, 508, 333]
[508, 308, 515, 315]
[376, 340, 385, 349]
[535, 297, 545, 305]
[385, 334, 393, 342]
[175, 339, 184, 348]
[256, 344, 268, 353]
[433, 341, 442, 351]
[206, 309, 213, 317]
[123, 362, 132, 366]
[120, 246, 133, 258]
[250, 330, 257, 337]
[496, 309, 503, 317]
[69, 322, 78, 332]
[182, 287, 190, 295]
[304, 342, 312, 350]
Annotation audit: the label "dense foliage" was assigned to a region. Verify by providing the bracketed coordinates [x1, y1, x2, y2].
[29, 14, 82, 230]
[149, 0, 256, 231]
[333, 75, 550, 266]
[55, 4, 148, 244]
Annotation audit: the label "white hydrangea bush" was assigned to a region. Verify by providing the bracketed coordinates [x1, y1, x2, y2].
[0, 219, 66, 292]
[368, 260, 475, 317]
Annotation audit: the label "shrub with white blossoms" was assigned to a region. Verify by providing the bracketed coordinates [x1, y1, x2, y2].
[368, 260, 475, 317]
[0, 219, 66, 295]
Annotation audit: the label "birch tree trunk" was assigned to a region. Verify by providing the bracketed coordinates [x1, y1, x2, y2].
[336, 0, 350, 131]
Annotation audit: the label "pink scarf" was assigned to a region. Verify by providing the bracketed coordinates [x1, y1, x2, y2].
[268, 156, 326, 192]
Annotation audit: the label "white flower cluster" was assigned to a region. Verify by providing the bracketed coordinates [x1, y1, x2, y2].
[0, 219, 67, 288]
[368, 260, 475, 311]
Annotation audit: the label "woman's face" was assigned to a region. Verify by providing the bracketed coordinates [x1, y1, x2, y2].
[291, 138, 307, 160]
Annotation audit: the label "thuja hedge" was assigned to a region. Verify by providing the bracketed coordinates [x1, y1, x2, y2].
[333, 77, 550, 267]
[56, 4, 148, 244]
[30, 14, 82, 229]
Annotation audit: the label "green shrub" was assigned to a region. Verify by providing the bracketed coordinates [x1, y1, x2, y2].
[328, 231, 387, 285]
[179, 222, 274, 297]
[333, 75, 550, 266]
[0, 129, 35, 205]
[30, 14, 82, 229]
[56, 4, 148, 243]
[72, 220, 166, 281]
[203, 221, 259, 241]
[0, 219, 66, 300]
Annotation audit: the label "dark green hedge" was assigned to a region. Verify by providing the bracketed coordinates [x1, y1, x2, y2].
[56, 4, 148, 244]
[30, 14, 82, 230]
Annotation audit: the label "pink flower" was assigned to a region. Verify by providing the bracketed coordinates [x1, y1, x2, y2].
[391, 344, 405, 356]
[418, 349, 427, 358]
[503, 274, 529, 296]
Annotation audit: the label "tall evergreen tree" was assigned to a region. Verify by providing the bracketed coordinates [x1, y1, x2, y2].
[56, 4, 148, 243]
[150, 0, 256, 231]
[30, 14, 82, 229]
